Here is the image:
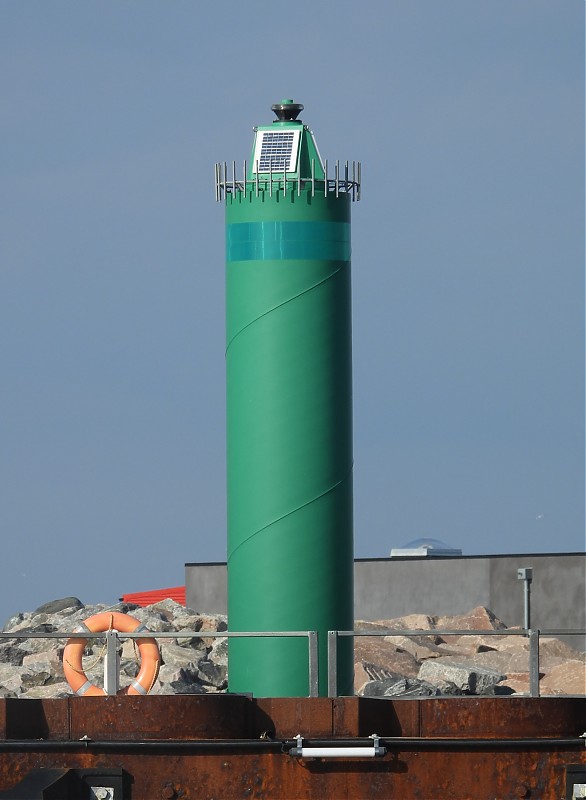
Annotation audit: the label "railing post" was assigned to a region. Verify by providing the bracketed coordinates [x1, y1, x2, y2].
[327, 631, 338, 697]
[529, 628, 540, 698]
[307, 631, 319, 698]
[104, 630, 120, 696]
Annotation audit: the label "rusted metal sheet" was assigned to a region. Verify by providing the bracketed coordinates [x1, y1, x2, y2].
[0, 746, 584, 799]
[336, 696, 421, 737]
[419, 696, 586, 739]
[69, 694, 251, 740]
[254, 697, 335, 738]
[1, 698, 68, 740]
[0, 696, 584, 799]
[246, 696, 420, 739]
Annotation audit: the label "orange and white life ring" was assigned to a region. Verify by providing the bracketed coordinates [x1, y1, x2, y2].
[63, 611, 160, 696]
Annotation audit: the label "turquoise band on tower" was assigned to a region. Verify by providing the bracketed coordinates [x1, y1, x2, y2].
[227, 221, 351, 262]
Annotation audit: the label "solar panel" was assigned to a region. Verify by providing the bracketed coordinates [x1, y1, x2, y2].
[252, 129, 301, 173]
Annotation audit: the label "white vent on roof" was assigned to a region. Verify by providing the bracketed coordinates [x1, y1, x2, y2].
[390, 538, 462, 558]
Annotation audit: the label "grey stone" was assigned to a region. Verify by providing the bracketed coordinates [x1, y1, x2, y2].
[0, 664, 48, 695]
[2, 613, 25, 632]
[0, 642, 26, 666]
[174, 611, 207, 631]
[436, 606, 507, 632]
[159, 641, 204, 669]
[482, 684, 516, 696]
[384, 634, 454, 661]
[209, 638, 228, 667]
[175, 635, 210, 650]
[360, 676, 442, 698]
[0, 663, 22, 690]
[169, 681, 208, 695]
[22, 651, 64, 676]
[6, 616, 49, 634]
[149, 599, 188, 619]
[196, 659, 227, 689]
[19, 684, 70, 699]
[120, 659, 140, 678]
[436, 681, 468, 696]
[355, 638, 421, 679]
[155, 664, 188, 686]
[384, 678, 444, 697]
[20, 668, 51, 689]
[33, 597, 84, 616]
[153, 664, 206, 696]
[129, 609, 174, 632]
[418, 659, 506, 694]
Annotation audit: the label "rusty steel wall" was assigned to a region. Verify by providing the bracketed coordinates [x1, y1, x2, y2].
[0, 696, 584, 799]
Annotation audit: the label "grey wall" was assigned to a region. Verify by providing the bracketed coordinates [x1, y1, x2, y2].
[185, 562, 227, 616]
[353, 558, 491, 621]
[186, 553, 585, 648]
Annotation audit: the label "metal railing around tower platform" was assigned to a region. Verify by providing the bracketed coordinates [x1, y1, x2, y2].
[214, 159, 361, 202]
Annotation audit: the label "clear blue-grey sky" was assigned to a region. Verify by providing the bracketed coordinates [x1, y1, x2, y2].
[1, 1, 583, 624]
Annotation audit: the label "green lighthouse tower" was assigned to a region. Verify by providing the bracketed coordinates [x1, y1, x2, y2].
[215, 100, 360, 697]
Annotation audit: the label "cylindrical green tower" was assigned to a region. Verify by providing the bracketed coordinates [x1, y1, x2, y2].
[216, 100, 360, 697]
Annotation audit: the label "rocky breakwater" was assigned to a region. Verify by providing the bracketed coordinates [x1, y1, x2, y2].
[0, 597, 228, 698]
[354, 606, 586, 697]
[0, 599, 584, 698]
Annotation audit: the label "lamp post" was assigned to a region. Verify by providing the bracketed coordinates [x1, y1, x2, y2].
[517, 567, 533, 630]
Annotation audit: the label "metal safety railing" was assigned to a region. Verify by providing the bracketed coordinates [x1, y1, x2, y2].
[327, 627, 586, 699]
[0, 629, 320, 698]
[2, 626, 584, 699]
[214, 159, 361, 202]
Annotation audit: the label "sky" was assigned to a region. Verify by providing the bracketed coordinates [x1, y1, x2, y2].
[1, 1, 583, 625]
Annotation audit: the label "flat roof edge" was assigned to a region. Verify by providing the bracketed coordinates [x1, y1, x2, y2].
[186, 552, 585, 568]
[356, 552, 586, 562]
